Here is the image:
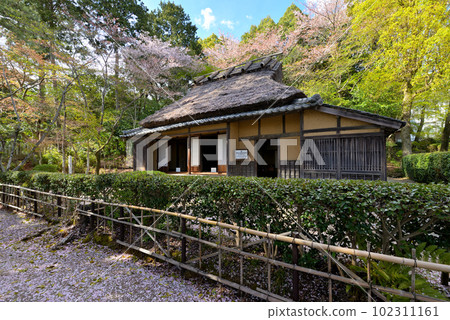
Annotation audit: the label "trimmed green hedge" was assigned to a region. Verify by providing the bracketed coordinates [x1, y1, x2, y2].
[32, 164, 59, 172]
[403, 152, 450, 183]
[0, 171, 449, 253]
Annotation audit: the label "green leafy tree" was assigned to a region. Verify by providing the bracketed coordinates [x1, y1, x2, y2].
[147, 1, 201, 55]
[349, 0, 450, 156]
[241, 15, 277, 43]
[278, 3, 303, 36]
[199, 33, 222, 50]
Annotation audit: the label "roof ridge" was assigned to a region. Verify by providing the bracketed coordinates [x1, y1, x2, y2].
[194, 52, 283, 85]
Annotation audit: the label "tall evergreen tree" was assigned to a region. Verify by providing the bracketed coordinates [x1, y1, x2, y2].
[147, 1, 201, 55]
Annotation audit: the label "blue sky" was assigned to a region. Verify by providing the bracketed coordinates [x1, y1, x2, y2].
[142, 0, 307, 40]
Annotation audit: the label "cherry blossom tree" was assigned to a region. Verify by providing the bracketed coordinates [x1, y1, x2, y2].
[202, 0, 349, 74]
[123, 35, 197, 99]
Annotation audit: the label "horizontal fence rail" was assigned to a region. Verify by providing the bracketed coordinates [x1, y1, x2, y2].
[0, 183, 448, 302]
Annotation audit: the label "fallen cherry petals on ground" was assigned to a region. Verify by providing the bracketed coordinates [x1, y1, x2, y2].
[0, 209, 242, 302]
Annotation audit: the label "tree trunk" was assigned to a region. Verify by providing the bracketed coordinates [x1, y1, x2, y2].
[401, 82, 414, 156]
[414, 106, 425, 143]
[441, 102, 450, 152]
[114, 49, 120, 110]
[86, 141, 90, 174]
[95, 151, 101, 175]
[62, 105, 67, 174]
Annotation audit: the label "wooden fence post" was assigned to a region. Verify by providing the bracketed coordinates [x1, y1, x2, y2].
[166, 213, 170, 256]
[140, 209, 144, 248]
[16, 188, 20, 208]
[198, 221, 203, 269]
[367, 242, 372, 302]
[218, 214, 223, 281]
[327, 237, 332, 302]
[129, 209, 133, 243]
[442, 272, 449, 286]
[239, 221, 244, 290]
[57, 196, 62, 217]
[181, 216, 187, 276]
[1, 185, 6, 205]
[33, 191, 38, 215]
[89, 199, 95, 232]
[119, 207, 125, 241]
[411, 248, 416, 302]
[292, 233, 300, 302]
[267, 224, 272, 293]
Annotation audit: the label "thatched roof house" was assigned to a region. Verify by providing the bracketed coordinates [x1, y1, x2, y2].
[123, 54, 404, 180]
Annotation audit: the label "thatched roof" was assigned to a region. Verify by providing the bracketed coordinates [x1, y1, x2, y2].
[122, 95, 323, 138]
[140, 56, 306, 129]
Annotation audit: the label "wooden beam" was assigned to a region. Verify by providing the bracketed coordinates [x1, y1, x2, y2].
[300, 110, 304, 139]
[226, 122, 230, 176]
[302, 125, 378, 134]
[189, 128, 227, 134]
[239, 132, 300, 141]
[381, 129, 387, 181]
[188, 128, 191, 175]
[337, 116, 341, 134]
[316, 105, 403, 130]
[303, 132, 385, 140]
[299, 110, 305, 178]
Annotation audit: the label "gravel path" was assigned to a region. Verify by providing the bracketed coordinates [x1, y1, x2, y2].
[0, 209, 240, 302]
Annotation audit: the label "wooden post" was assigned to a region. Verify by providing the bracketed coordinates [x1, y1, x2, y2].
[110, 205, 114, 239]
[219, 216, 223, 280]
[33, 191, 38, 215]
[16, 188, 20, 208]
[89, 200, 95, 232]
[166, 214, 170, 257]
[129, 209, 133, 243]
[140, 209, 144, 248]
[198, 222, 203, 269]
[57, 196, 62, 217]
[1, 185, 5, 205]
[367, 242, 372, 302]
[327, 237, 332, 302]
[226, 122, 230, 176]
[239, 221, 243, 288]
[152, 210, 156, 248]
[441, 272, 449, 286]
[181, 217, 187, 265]
[299, 111, 305, 178]
[97, 202, 101, 232]
[411, 248, 416, 301]
[292, 235, 300, 301]
[119, 207, 125, 241]
[267, 224, 272, 293]
[188, 132, 192, 175]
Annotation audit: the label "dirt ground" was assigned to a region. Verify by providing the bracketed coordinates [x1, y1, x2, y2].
[0, 209, 241, 302]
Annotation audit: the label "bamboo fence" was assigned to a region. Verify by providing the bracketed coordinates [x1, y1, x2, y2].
[0, 183, 448, 302]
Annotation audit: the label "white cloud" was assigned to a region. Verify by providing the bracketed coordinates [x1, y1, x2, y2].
[246, 15, 253, 20]
[220, 20, 235, 30]
[198, 8, 216, 30]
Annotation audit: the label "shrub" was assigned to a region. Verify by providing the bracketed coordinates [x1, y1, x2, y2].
[33, 164, 59, 172]
[403, 152, 450, 183]
[1, 171, 449, 254]
[42, 147, 62, 168]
